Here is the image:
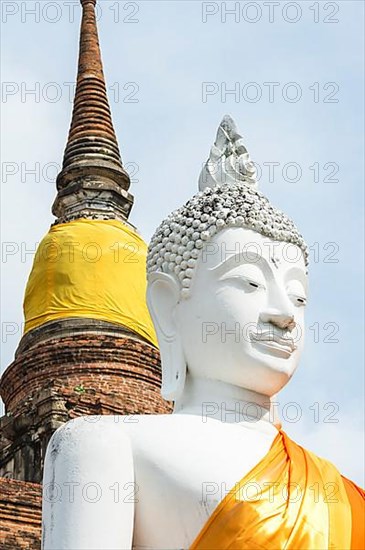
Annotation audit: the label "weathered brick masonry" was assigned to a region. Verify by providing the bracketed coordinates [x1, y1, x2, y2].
[0, 478, 42, 550]
[2, 332, 167, 417]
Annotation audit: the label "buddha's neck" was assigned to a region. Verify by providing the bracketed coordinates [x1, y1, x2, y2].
[173, 375, 280, 434]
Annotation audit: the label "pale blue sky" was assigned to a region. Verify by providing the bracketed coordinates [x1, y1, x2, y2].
[1, 1, 364, 483]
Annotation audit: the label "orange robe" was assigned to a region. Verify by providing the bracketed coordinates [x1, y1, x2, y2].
[190, 430, 364, 549]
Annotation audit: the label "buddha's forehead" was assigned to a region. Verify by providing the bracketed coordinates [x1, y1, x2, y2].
[198, 227, 307, 275]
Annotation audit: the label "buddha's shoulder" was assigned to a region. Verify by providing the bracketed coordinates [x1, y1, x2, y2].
[47, 414, 200, 465]
[49, 414, 198, 446]
[46, 415, 135, 467]
[60, 414, 278, 438]
[49, 415, 276, 464]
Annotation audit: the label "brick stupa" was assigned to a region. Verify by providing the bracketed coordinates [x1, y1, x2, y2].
[0, 1, 171, 547]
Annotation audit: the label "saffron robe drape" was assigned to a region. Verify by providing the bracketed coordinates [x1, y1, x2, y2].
[190, 430, 365, 549]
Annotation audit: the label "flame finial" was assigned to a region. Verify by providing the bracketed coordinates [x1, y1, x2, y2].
[199, 115, 257, 191]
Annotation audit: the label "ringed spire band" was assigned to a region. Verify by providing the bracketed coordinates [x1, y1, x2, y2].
[53, 0, 133, 222]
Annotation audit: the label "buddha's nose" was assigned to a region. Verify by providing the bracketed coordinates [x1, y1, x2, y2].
[260, 311, 296, 332]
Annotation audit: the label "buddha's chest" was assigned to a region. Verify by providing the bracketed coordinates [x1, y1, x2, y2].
[128, 419, 276, 549]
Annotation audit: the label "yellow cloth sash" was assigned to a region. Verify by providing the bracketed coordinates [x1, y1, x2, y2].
[191, 430, 365, 549]
[23, 219, 157, 346]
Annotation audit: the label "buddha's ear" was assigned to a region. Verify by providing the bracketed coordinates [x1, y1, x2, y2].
[147, 272, 180, 340]
[147, 272, 186, 401]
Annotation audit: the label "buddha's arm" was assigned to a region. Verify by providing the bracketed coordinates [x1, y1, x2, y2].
[42, 416, 134, 550]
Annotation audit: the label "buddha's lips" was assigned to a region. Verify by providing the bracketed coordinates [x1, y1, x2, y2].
[250, 330, 297, 353]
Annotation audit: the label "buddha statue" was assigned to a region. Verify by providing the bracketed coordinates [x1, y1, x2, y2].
[42, 116, 364, 550]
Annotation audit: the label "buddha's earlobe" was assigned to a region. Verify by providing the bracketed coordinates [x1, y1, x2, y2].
[146, 272, 186, 401]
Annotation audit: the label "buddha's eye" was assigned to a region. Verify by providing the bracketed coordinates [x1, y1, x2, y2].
[248, 281, 260, 289]
[287, 279, 307, 307]
[219, 267, 266, 292]
[244, 279, 266, 293]
[289, 294, 307, 307]
[225, 276, 265, 293]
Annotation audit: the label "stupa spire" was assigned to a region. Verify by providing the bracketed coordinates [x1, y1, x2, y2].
[53, 0, 133, 222]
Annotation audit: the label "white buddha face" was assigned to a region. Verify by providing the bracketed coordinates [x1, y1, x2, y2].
[174, 227, 308, 397]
